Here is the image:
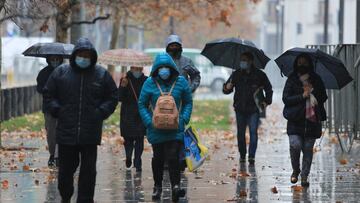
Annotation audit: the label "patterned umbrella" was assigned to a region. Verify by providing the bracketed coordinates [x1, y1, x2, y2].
[98, 49, 152, 67]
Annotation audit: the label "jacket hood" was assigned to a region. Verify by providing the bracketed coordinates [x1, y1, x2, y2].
[166, 34, 182, 47]
[150, 52, 179, 77]
[70, 37, 98, 71]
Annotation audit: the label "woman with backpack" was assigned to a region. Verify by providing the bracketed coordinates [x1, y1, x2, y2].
[138, 52, 193, 202]
[282, 53, 327, 187]
[119, 66, 148, 172]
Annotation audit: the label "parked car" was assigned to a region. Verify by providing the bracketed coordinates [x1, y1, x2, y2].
[144, 48, 231, 92]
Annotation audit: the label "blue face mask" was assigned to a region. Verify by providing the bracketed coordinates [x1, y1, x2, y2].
[75, 56, 91, 69]
[158, 67, 171, 80]
[132, 71, 142, 79]
[239, 61, 249, 70]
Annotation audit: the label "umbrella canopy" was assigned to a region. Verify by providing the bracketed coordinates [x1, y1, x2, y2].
[275, 47, 353, 89]
[22, 42, 74, 58]
[201, 37, 270, 69]
[98, 49, 152, 67]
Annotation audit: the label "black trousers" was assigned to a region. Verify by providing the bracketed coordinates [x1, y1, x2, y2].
[152, 140, 181, 187]
[58, 144, 97, 203]
[124, 136, 144, 168]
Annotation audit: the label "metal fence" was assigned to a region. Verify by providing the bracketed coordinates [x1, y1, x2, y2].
[0, 85, 42, 122]
[306, 44, 360, 151]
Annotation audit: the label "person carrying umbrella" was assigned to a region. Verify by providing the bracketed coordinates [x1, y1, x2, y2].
[119, 66, 148, 172]
[276, 47, 352, 187]
[43, 38, 118, 202]
[223, 52, 273, 164]
[36, 55, 64, 167]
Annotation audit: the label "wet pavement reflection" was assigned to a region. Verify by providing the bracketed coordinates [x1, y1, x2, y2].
[1, 92, 359, 202]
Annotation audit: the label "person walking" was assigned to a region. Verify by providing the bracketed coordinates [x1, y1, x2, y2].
[138, 52, 193, 202]
[119, 66, 148, 172]
[223, 52, 273, 164]
[44, 37, 118, 203]
[282, 53, 327, 187]
[36, 55, 64, 167]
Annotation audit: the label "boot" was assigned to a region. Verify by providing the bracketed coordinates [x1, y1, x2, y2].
[152, 186, 162, 200]
[172, 185, 185, 202]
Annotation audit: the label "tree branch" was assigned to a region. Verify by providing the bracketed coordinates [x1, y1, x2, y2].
[70, 13, 110, 26]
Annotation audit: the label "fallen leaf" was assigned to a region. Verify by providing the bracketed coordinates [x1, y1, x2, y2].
[271, 186, 278, 193]
[239, 190, 247, 197]
[238, 172, 250, 177]
[1, 180, 9, 189]
[34, 180, 39, 185]
[339, 159, 348, 165]
[23, 165, 30, 171]
[291, 185, 303, 192]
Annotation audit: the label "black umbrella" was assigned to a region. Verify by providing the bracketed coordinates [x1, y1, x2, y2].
[22, 42, 74, 58]
[274, 47, 353, 89]
[201, 38, 270, 69]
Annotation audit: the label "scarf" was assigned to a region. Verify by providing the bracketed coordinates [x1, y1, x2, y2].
[299, 74, 318, 122]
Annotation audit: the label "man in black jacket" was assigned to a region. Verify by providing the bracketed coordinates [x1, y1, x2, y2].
[44, 38, 118, 203]
[223, 52, 273, 164]
[36, 55, 63, 167]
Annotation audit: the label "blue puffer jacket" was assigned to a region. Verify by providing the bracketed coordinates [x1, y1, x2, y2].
[138, 53, 193, 144]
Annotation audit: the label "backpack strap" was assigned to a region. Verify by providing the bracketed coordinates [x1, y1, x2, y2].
[154, 78, 178, 96]
[128, 79, 138, 102]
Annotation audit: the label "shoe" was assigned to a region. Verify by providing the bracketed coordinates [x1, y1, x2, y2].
[248, 157, 255, 165]
[136, 167, 142, 172]
[61, 199, 70, 203]
[48, 155, 55, 167]
[239, 157, 246, 163]
[301, 176, 310, 187]
[126, 159, 132, 170]
[152, 186, 162, 200]
[290, 170, 300, 184]
[172, 185, 185, 202]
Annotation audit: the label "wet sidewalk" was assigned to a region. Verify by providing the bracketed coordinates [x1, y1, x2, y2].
[1, 99, 360, 202]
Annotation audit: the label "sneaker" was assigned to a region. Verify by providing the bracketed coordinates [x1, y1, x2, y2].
[48, 155, 55, 167]
[152, 186, 162, 200]
[290, 170, 300, 184]
[172, 185, 185, 202]
[248, 157, 255, 165]
[126, 159, 132, 170]
[301, 176, 310, 187]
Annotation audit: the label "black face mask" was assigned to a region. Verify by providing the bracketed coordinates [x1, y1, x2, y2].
[297, 65, 310, 75]
[167, 48, 182, 58]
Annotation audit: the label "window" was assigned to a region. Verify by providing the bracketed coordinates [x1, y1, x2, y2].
[266, 33, 278, 54]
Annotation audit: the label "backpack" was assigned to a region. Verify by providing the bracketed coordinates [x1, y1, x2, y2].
[152, 79, 179, 130]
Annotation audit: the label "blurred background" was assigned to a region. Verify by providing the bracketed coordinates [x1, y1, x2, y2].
[1, 0, 356, 90]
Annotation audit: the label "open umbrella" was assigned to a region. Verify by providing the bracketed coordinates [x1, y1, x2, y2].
[98, 49, 152, 67]
[201, 37, 270, 69]
[275, 47, 353, 89]
[22, 42, 74, 58]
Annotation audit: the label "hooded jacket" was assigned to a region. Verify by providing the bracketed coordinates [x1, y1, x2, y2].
[43, 38, 118, 145]
[138, 53, 193, 144]
[166, 35, 201, 92]
[119, 71, 148, 137]
[282, 54, 328, 138]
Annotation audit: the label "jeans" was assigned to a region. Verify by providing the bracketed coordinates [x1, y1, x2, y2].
[123, 136, 144, 169]
[288, 135, 316, 178]
[58, 144, 97, 203]
[151, 140, 181, 187]
[235, 111, 260, 159]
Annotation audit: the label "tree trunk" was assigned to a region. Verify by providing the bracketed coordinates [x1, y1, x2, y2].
[120, 13, 128, 75]
[56, 7, 71, 43]
[108, 6, 122, 76]
[70, 0, 84, 44]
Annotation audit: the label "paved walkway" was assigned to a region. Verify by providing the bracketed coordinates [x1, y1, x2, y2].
[0, 96, 359, 202]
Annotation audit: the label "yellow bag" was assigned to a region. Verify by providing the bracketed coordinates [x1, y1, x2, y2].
[184, 126, 208, 172]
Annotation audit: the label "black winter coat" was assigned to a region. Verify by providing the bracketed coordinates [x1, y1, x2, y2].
[36, 65, 56, 113]
[119, 71, 147, 138]
[43, 38, 118, 145]
[282, 72, 328, 138]
[223, 68, 273, 114]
